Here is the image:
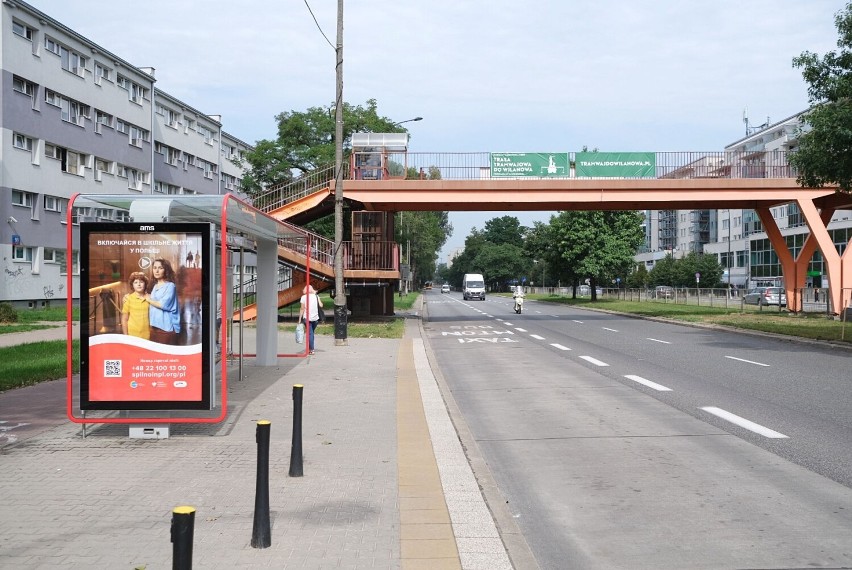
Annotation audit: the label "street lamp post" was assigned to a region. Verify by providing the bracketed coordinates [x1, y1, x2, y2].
[393, 117, 422, 127]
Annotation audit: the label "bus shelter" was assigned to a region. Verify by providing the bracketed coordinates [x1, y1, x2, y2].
[65, 193, 310, 429]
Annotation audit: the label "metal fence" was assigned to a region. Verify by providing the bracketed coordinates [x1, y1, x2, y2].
[527, 286, 845, 315]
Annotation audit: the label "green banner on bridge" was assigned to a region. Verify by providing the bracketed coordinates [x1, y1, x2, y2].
[490, 153, 569, 177]
[575, 152, 656, 178]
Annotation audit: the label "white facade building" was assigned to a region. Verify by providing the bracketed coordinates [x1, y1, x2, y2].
[1, 0, 252, 308]
[637, 111, 852, 290]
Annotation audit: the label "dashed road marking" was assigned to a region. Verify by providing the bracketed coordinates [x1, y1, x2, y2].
[602, 327, 619, 332]
[530, 334, 545, 340]
[625, 375, 672, 391]
[551, 343, 571, 351]
[515, 328, 527, 332]
[725, 355, 770, 367]
[646, 338, 671, 344]
[572, 320, 584, 324]
[579, 355, 609, 367]
[700, 406, 788, 438]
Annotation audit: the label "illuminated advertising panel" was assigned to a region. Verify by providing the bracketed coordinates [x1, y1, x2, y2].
[80, 223, 213, 410]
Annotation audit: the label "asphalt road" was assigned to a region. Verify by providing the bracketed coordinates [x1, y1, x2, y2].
[423, 290, 852, 570]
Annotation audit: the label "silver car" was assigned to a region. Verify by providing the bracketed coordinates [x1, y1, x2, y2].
[744, 286, 787, 306]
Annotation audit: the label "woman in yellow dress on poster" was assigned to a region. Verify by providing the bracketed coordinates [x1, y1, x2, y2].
[121, 272, 151, 340]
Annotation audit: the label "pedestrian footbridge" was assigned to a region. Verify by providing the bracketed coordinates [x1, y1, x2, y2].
[256, 148, 852, 316]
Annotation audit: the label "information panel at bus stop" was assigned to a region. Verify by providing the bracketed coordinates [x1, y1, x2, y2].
[79, 222, 213, 411]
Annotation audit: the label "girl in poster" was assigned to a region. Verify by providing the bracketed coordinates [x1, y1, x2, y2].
[121, 272, 151, 339]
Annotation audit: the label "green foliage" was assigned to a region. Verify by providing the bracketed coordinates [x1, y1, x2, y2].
[397, 211, 452, 287]
[482, 216, 526, 247]
[549, 211, 645, 296]
[0, 303, 17, 323]
[791, 3, 852, 192]
[626, 264, 650, 288]
[472, 242, 526, 290]
[648, 252, 724, 287]
[240, 99, 405, 196]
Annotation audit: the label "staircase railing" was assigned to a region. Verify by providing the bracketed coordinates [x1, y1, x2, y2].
[252, 163, 344, 213]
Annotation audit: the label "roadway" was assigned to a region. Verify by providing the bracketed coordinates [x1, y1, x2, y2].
[421, 289, 852, 570]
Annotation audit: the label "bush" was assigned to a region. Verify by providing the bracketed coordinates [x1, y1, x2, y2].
[0, 303, 18, 323]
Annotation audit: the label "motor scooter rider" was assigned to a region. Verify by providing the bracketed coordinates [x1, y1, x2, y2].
[513, 285, 525, 313]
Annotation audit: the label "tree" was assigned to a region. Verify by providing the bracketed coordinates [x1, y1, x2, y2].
[482, 216, 526, 247]
[397, 211, 452, 288]
[791, 3, 852, 192]
[240, 99, 405, 197]
[472, 242, 527, 291]
[549, 211, 645, 299]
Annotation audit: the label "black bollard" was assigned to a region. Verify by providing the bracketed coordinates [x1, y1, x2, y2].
[289, 384, 304, 477]
[251, 420, 272, 548]
[171, 506, 196, 570]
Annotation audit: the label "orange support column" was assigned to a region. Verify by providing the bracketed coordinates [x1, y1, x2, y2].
[755, 207, 799, 311]
[796, 198, 843, 315]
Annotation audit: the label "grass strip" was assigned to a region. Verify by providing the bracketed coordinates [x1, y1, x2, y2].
[0, 340, 80, 392]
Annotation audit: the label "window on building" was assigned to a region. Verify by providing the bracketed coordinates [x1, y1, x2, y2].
[13, 133, 34, 152]
[94, 63, 111, 84]
[95, 110, 112, 131]
[44, 195, 61, 212]
[116, 119, 128, 134]
[184, 118, 195, 133]
[129, 125, 149, 145]
[60, 97, 89, 127]
[56, 249, 79, 275]
[198, 125, 213, 144]
[117, 164, 128, 178]
[166, 147, 181, 166]
[45, 144, 85, 176]
[44, 248, 58, 263]
[12, 246, 34, 262]
[12, 75, 35, 98]
[59, 46, 87, 77]
[183, 153, 195, 168]
[12, 189, 34, 207]
[13, 20, 34, 41]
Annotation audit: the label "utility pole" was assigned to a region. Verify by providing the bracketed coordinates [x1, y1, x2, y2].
[333, 0, 347, 345]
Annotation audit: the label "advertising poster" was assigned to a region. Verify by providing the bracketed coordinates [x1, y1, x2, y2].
[80, 222, 212, 410]
[574, 152, 657, 178]
[490, 153, 569, 177]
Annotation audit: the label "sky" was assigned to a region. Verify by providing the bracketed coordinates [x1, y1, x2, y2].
[29, 0, 849, 261]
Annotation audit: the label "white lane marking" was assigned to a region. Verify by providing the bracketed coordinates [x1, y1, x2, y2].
[647, 338, 671, 344]
[625, 375, 672, 391]
[504, 322, 514, 326]
[579, 355, 609, 367]
[725, 355, 770, 367]
[496, 319, 505, 322]
[551, 343, 571, 351]
[549, 315, 560, 318]
[602, 327, 619, 332]
[484, 314, 493, 318]
[700, 406, 789, 439]
[515, 328, 527, 332]
[573, 320, 584, 324]
[530, 334, 545, 340]
[535, 310, 542, 314]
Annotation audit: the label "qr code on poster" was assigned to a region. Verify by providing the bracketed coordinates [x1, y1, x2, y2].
[104, 360, 122, 377]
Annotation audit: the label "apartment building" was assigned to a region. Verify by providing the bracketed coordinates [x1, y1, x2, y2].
[638, 111, 852, 290]
[1, 0, 251, 308]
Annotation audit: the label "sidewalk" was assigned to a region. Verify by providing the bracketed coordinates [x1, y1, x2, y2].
[0, 313, 518, 569]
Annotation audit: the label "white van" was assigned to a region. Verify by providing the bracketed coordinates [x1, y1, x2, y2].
[462, 273, 486, 301]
